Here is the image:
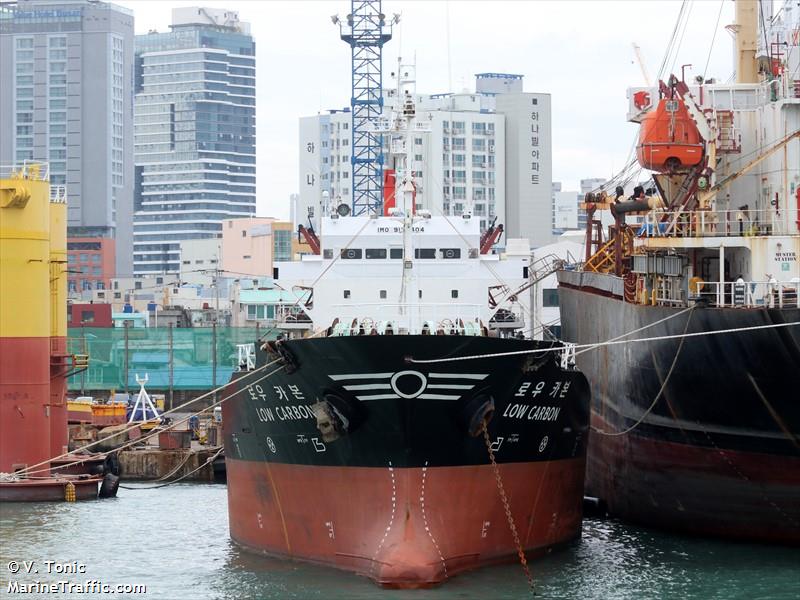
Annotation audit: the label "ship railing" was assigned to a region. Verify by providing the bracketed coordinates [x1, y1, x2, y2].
[327, 303, 486, 335]
[637, 208, 788, 238]
[0, 161, 50, 181]
[692, 280, 800, 309]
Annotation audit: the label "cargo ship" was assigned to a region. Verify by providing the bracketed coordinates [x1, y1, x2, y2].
[222, 60, 591, 586]
[558, 0, 799, 543]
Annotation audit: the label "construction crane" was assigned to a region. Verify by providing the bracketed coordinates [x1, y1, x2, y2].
[333, 2, 398, 216]
[632, 42, 652, 87]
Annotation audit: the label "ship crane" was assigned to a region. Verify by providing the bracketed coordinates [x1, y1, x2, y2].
[479, 217, 504, 254]
[298, 222, 321, 255]
[334, 2, 399, 216]
[632, 42, 652, 86]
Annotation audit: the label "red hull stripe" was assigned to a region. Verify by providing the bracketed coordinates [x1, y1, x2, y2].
[0, 478, 99, 502]
[226, 458, 586, 586]
[588, 414, 800, 544]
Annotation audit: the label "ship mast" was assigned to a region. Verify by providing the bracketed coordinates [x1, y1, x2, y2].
[375, 59, 431, 323]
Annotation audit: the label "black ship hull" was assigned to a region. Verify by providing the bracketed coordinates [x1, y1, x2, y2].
[222, 334, 590, 586]
[558, 270, 800, 544]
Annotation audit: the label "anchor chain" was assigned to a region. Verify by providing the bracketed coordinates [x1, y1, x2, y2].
[482, 420, 535, 596]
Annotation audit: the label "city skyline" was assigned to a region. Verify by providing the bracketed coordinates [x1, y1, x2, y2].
[119, 0, 738, 221]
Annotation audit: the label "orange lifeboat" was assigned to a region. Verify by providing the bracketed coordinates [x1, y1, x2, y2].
[636, 98, 704, 172]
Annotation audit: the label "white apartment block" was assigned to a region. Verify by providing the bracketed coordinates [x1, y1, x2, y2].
[298, 74, 553, 247]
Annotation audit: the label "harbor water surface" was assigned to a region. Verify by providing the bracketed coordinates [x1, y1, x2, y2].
[1, 483, 797, 599]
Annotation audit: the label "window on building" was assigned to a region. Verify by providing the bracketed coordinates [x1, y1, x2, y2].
[451, 290, 459, 299]
[135, 281, 142, 290]
[91, 254, 100, 264]
[156, 277, 163, 284]
[247, 305, 268, 320]
[543, 289, 559, 307]
[379, 290, 387, 299]
[242, 230, 246, 237]
[343, 290, 351, 299]
[81, 311, 95, 323]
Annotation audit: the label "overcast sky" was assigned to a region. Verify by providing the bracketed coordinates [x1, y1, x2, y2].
[119, 0, 737, 219]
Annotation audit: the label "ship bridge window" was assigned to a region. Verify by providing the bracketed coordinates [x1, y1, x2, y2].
[343, 290, 351, 299]
[323, 249, 333, 259]
[451, 290, 458, 299]
[366, 248, 387, 259]
[341, 249, 362, 260]
[389, 248, 403, 259]
[440, 248, 461, 259]
[414, 248, 436, 259]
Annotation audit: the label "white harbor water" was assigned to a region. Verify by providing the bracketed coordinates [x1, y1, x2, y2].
[1, 483, 798, 599]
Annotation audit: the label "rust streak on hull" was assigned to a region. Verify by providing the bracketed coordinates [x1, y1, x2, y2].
[226, 458, 586, 587]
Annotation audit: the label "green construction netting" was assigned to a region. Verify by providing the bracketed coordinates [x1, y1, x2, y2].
[67, 327, 274, 392]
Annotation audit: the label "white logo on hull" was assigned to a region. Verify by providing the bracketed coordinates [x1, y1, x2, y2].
[328, 371, 489, 401]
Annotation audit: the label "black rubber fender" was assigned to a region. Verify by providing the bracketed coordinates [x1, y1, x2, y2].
[103, 452, 120, 476]
[98, 473, 120, 499]
[455, 390, 495, 437]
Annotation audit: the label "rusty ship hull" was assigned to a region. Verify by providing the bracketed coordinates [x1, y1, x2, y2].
[558, 270, 800, 544]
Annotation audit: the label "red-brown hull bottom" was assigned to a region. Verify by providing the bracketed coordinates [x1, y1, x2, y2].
[0, 477, 99, 502]
[0, 337, 51, 472]
[227, 458, 586, 587]
[588, 415, 800, 544]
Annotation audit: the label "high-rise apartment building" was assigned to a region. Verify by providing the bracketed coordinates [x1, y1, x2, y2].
[298, 74, 552, 246]
[0, 0, 135, 276]
[133, 7, 255, 276]
[298, 97, 505, 234]
[495, 88, 552, 247]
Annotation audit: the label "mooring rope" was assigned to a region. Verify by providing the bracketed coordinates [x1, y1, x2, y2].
[408, 319, 800, 365]
[118, 446, 225, 491]
[591, 306, 695, 436]
[7, 361, 284, 479]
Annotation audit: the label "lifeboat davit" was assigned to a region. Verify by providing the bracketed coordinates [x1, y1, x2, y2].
[636, 98, 704, 172]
